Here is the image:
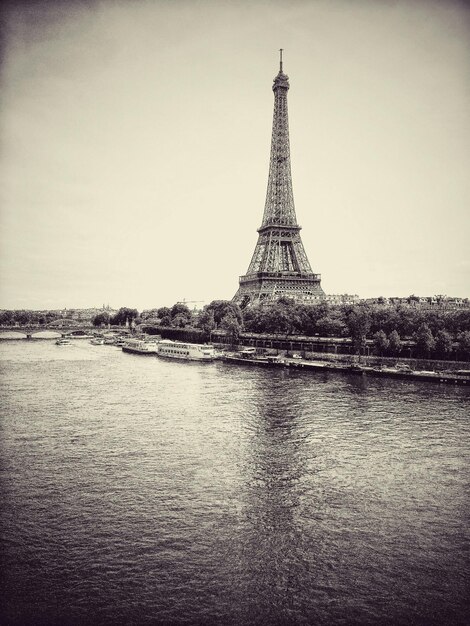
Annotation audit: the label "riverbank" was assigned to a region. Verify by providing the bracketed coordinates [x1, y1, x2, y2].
[221, 352, 470, 385]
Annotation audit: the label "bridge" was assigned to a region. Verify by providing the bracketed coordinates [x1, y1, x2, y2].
[0, 324, 131, 339]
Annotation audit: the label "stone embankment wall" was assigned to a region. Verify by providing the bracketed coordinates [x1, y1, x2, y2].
[303, 351, 469, 372]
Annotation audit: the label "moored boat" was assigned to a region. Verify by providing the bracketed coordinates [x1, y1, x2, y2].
[122, 338, 159, 355]
[103, 335, 128, 346]
[157, 340, 215, 361]
[90, 337, 105, 345]
[55, 338, 71, 346]
[222, 351, 287, 367]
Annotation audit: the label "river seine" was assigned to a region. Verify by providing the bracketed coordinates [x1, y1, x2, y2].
[0, 338, 469, 625]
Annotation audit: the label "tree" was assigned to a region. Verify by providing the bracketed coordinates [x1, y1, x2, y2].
[346, 307, 371, 354]
[169, 303, 192, 328]
[45, 311, 61, 324]
[369, 305, 400, 335]
[373, 330, 389, 356]
[172, 312, 191, 328]
[414, 323, 435, 358]
[197, 308, 216, 334]
[170, 303, 191, 319]
[451, 309, 470, 335]
[157, 307, 172, 320]
[0, 310, 14, 325]
[110, 307, 139, 326]
[15, 310, 31, 325]
[263, 300, 298, 335]
[457, 331, 470, 360]
[93, 312, 110, 327]
[388, 330, 402, 356]
[141, 308, 160, 321]
[435, 330, 454, 359]
[242, 303, 267, 333]
[205, 301, 243, 328]
[303, 302, 330, 334]
[220, 311, 242, 346]
[395, 305, 422, 337]
[316, 316, 347, 337]
[291, 303, 310, 335]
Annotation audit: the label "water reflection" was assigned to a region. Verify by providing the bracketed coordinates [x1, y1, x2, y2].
[236, 371, 323, 624]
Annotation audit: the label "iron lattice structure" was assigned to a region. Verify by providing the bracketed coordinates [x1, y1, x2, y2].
[233, 52, 324, 307]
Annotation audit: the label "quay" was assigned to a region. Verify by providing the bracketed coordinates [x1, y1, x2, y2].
[221, 352, 470, 385]
[1, 326, 468, 385]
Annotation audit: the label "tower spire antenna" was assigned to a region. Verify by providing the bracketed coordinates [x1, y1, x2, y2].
[279, 48, 283, 72]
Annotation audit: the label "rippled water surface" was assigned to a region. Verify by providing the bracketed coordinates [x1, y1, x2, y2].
[1, 339, 469, 625]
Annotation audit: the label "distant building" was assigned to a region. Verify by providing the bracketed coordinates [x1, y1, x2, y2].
[363, 296, 469, 309]
[325, 294, 360, 305]
[60, 305, 116, 322]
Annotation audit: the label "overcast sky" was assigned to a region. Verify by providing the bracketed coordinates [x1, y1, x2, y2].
[1, 0, 469, 311]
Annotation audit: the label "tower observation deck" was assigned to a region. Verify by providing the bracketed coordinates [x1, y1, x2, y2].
[233, 51, 325, 307]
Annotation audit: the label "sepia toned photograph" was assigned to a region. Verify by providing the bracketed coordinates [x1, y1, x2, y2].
[1, 1, 469, 624]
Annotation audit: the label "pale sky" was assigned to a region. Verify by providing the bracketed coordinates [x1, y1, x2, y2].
[1, 0, 469, 311]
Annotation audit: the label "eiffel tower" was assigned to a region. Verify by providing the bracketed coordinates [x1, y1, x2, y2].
[233, 51, 324, 307]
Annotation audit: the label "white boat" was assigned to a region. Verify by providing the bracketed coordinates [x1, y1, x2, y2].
[103, 335, 127, 345]
[90, 337, 105, 345]
[122, 338, 159, 355]
[157, 340, 215, 361]
[55, 338, 71, 346]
